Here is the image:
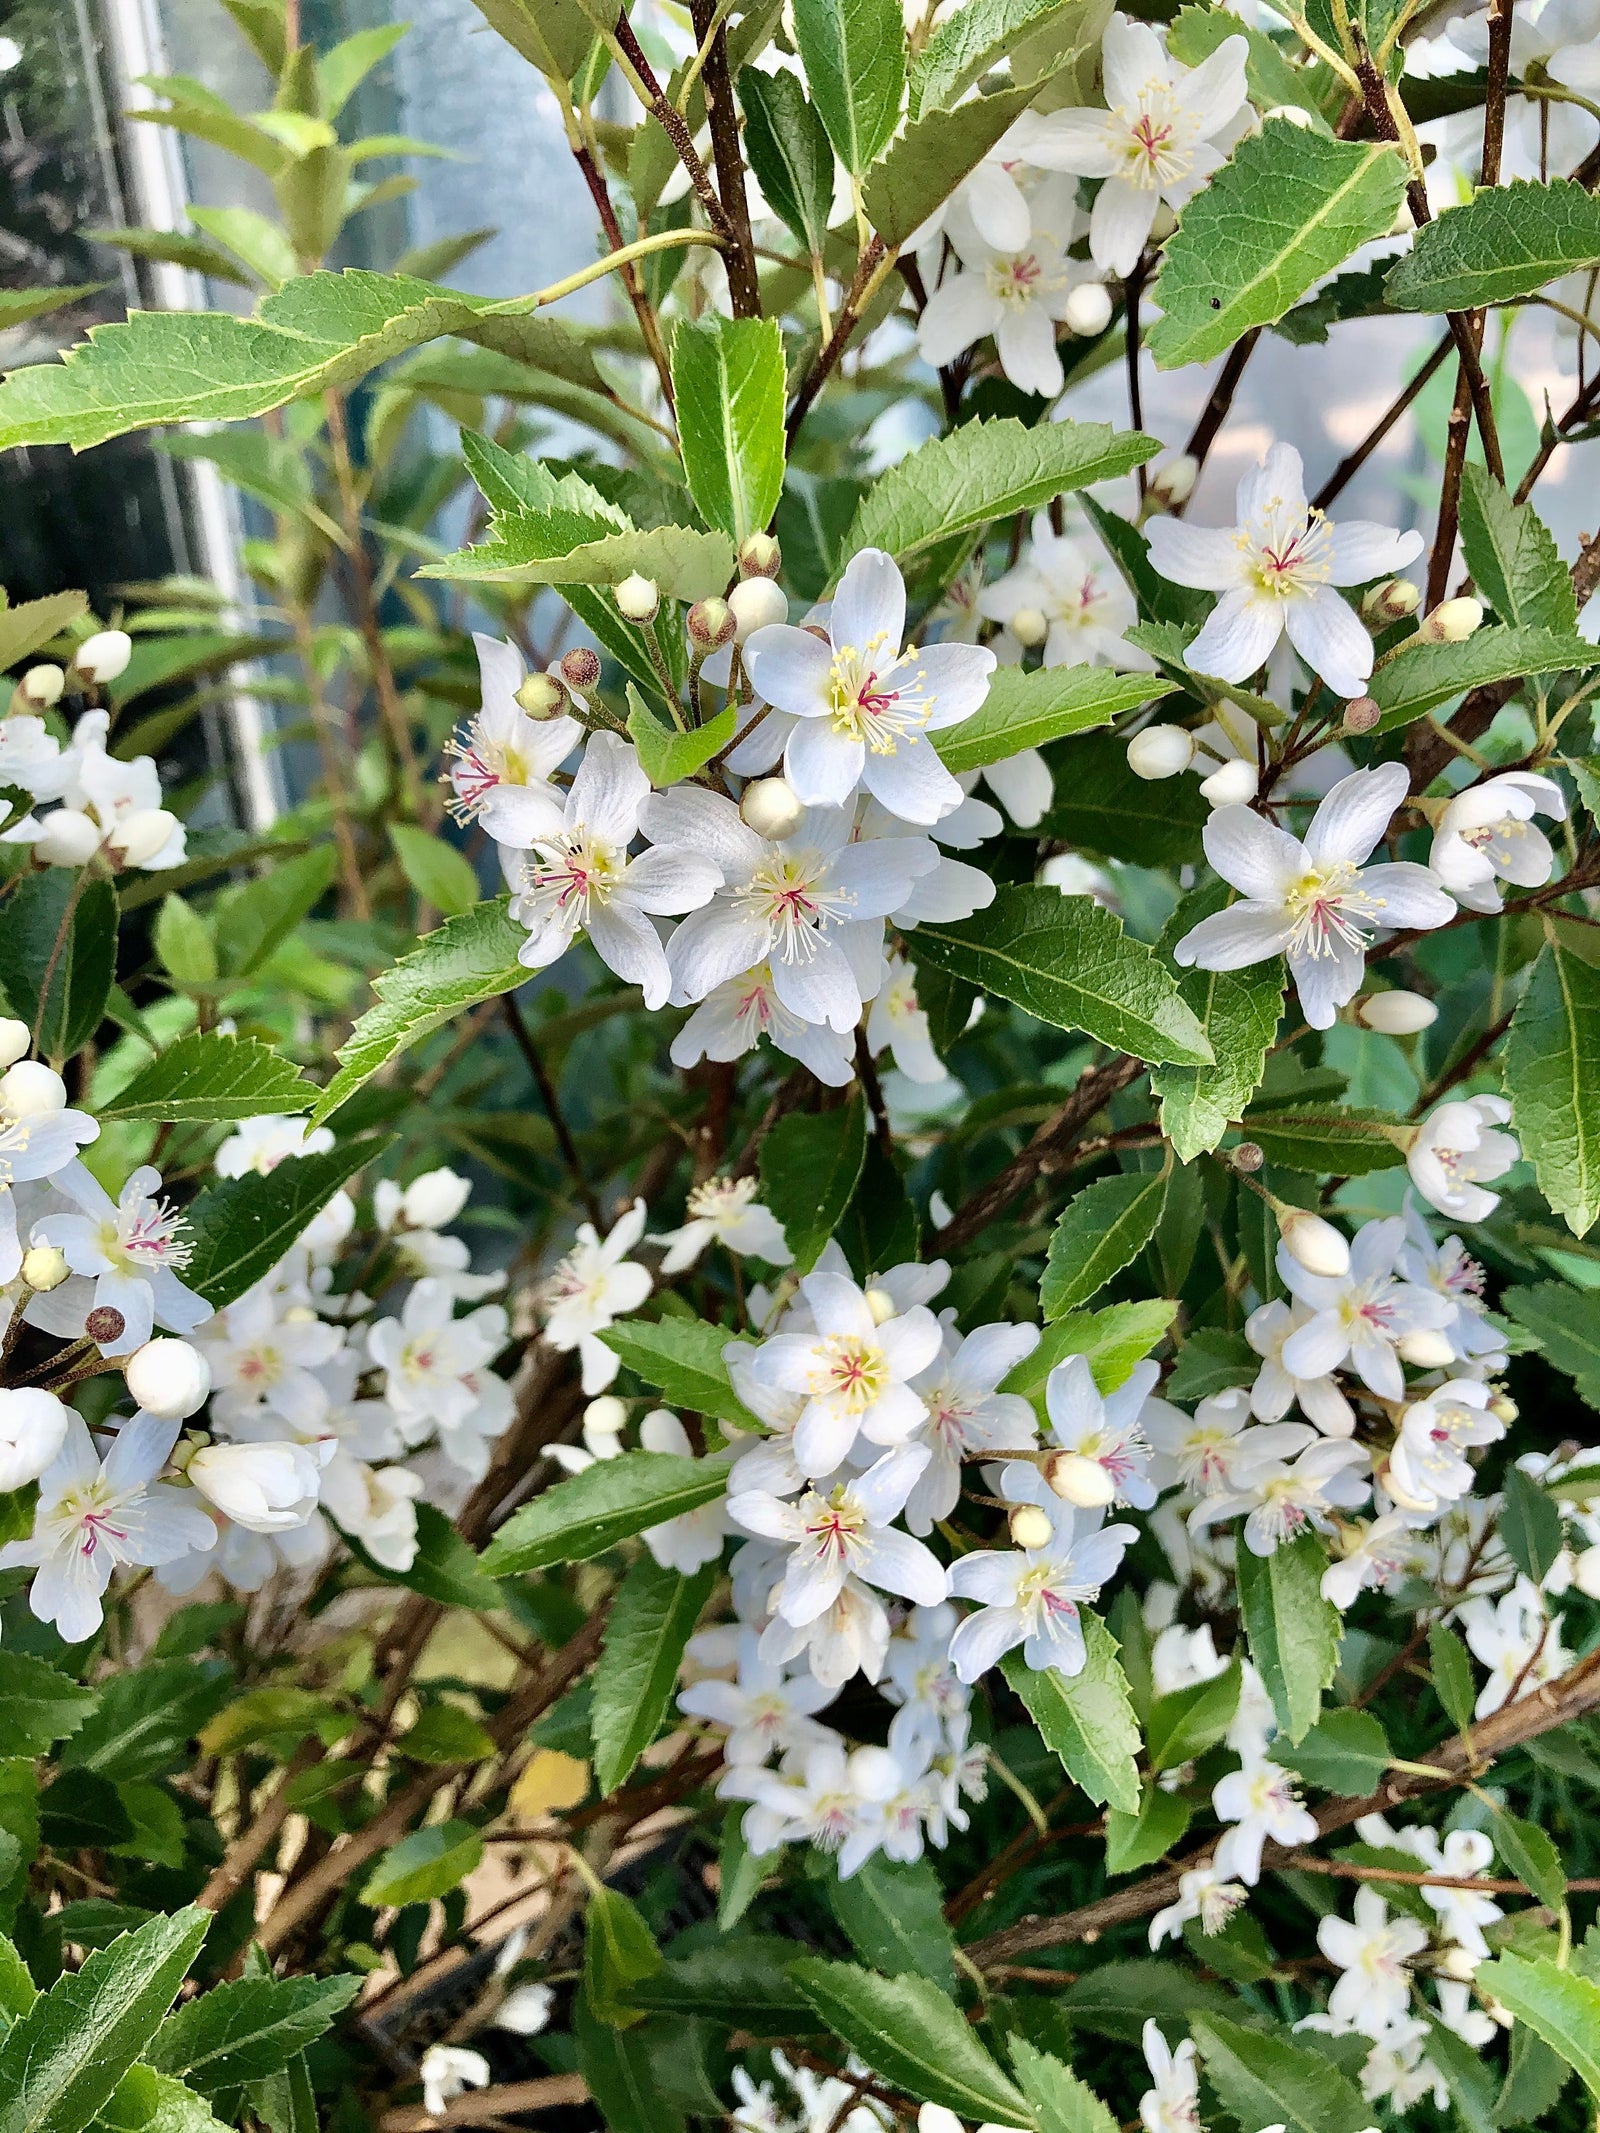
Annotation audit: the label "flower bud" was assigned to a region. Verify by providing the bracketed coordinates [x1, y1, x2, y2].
[687, 597, 737, 651]
[1422, 597, 1483, 643]
[515, 671, 570, 720]
[188, 1439, 323, 1531]
[86, 1305, 127, 1346]
[1341, 697, 1381, 735]
[18, 663, 64, 708]
[20, 1244, 69, 1292]
[1199, 756, 1258, 807]
[1279, 1209, 1350, 1278]
[1490, 1393, 1518, 1424]
[1358, 990, 1438, 1035]
[864, 1285, 898, 1326]
[583, 1394, 629, 1437]
[33, 808, 102, 867]
[1009, 1502, 1055, 1550]
[0, 1018, 31, 1071]
[1232, 1141, 1265, 1173]
[1362, 577, 1420, 626]
[740, 776, 805, 841]
[728, 576, 788, 643]
[615, 573, 660, 623]
[1148, 454, 1199, 511]
[1063, 281, 1113, 337]
[1045, 1450, 1117, 1507]
[738, 532, 782, 579]
[125, 1337, 212, 1421]
[0, 1060, 66, 1118]
[1008, 606, 1050, 649]
[1127, 726, 1195, 780]
[110, 808, 179, 869]
[1397, 1327, 1457, 1369]
[1263, 101, 1316, 128]
[71, 629, 133, 685]
[0, 1387, 71, 1491]
[559, 647, 601, 695]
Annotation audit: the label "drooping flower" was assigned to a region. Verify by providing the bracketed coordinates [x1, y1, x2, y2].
[1428, 769, 1566, 914]
[1138, 2018, 1202, 2133]
[651, 1175, 791, 1273]
[446, 632, 582, 845]
[866, 955, 948, 1084]
[669, 961, 857, 1087]
[1408, 1094, 1519, 1222]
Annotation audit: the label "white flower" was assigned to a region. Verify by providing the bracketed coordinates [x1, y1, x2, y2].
[744, 549, 995, 825]
[1409, 1827, 1503, 1961]
[1275, 1213, 1456, 1401]
[1040, 1354, 1173, 1509]
[1138, 2018, 1202, 2133]
[495, 1981, 556, 2035]
[538, 1200, 653, 1393]
[678, 1626, 834, 1766]
[1025, 14, 1250, 275]
[742, 1269, 942, 1478]
[368, 1278, 511, 1473]
[34, 1164, 212, 1355]
[918, 2106, 1030, 2133]
[1194, 1423, 1370, 1556]
[1144, 1385, 1258, 1495]
[729, 1443, 948, 1626]
[637, 1408, 735, 1573]
[507, 731, 720, 1007]
[187, 1438, 328, 1532]
[1319, 1887, 1431, 2038]
[0, 1061, 99, 1280]
[447, 633, 581, 844]
[375, 1166, 474, 1233]
[321, 1456, 424, 1572]
[867, 956, 948, 1084]
[946, 1502, 1137, 1681]
[1387, 1378, 1505, 1515]
[43, 712, 186, 870]
[902, 1321, 1041, 1535]
[670, 961, 857, 1086]
[1173, 764, 1454, 1029]
[0, 1387, 71, 1491]
[1212, 1754, 1318, 1883]
[1429, 770, 1566, 914]
[977, 515, 1144, 668]
[1148, 1863, 1247, 1946]
[728, 1735, 899, 1877]
[214, 1115, 334, 1178]
[917, 179, 1098, 398]
[1458, 1578, 1571, 1715]
[1147, 444, 1424, 697]
[1408, 1095, 1518, 1222]
[1321, 1512, 1414, 1609]
[1244, 1299, 1354, 1436]
[651, 1174, 791, 1273]
[200, 1284, 345, 1427]
[979, 750, 1054, 828]
[0, 1413, 217, 1642]
[419, 2044, 491, 2120]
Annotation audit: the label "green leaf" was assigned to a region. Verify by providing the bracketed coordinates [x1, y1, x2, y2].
[1422, 2009, 1500, 2133]
[597, 1318, 763, 1432]
[739, 71, 835, 257]
[584, 1885, 663, 2028]
[1105, 1786, 1194, 1876]
[96, 2065, 230, 2133]
[1236, 1532, 1340, 1743]
[933, 666, 1166, 776]
[480, 1452, 732, 1576]
[360, 1820, 483, 1908]
[388, 824, 480, 919]
[670, 316, 786, 546]
[789, 1960, 1032, 2125]
[1149, 123, 1407, 368]
[1480, 1804, 1566, 1912]
[591, 1557, 716, 1794]
[152, 897, 218, 987]
[100, 1032, 310, 1124]
[759, 1095, 868, 1273]
[1501, 1464, 1565, 1583]
[1001, 1613, 1141, 1812]
[1011, 2037, 1117, 2133]
[1190, 2013, 1372, 2133]
[1496, 2021, 1572, 2127]
[1041, 1171, 1168, 1319]
[0, 1907, 209, 2133]
[865, 80, 1045, 253]
[626, 690, 738, 788]
[1040, 729, 1210, 869]
[1002, 1298, 1177, 1408]
[0, 1652, 98, 1759]
[1238, 1104, 1406, 1174]
[1507, 937, 1600, 1236]
[399, 1703, 496, 1763]
[1504, 1281, 1600, 1400]
[0, 591, 89, 671]
[1271, 1707, 1391, 1794]
[792, 0, 905, 176]
[1388, 176, 1600, 311]
[1166, 2, 1322, 119]
[911, 0, 1102, 114]
[0, 286, 103, 331]
[182, 1134, 392, 1307]
[421, 512, 735, 601]
[343, 1500, 503, 1611]
[0, 873, 117, 1062]
[1459, 466, 1577, 632]
[1476, 1954, 1600, 2100]
[574, 1999, 684, 2131]
[144, 1976, 358, 2096]
[1146, 1661, 1241, 1771]
[58, 1661, 228, 1781]
[1368, 624, 1596, 732]
[1428, 1619, 1478, 1733]
[623, 1935, 811, 2032]
[910, 886, 1212, 1067]
[1061, 1961, 1235, 2044]
[839, 417, 1159, 572]
[1164, 1328, 1256, 1401]
[310, 897, 528, 1125]
[1155, 961, 1283, 1162]
[214, 845, 338, 977]
[823, 1855, 958, 1988]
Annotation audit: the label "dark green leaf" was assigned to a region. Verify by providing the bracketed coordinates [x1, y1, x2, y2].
[759, 1095, 867, 1273]
[591, 1557, 715, 1793]
[479, 1452, 731, 1576]
[183, 1134, 393, 1307]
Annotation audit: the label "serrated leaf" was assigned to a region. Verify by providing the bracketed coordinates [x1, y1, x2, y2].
[0, 590, 89, 671]
[822, 1855, 958, 1988]
[933, 666, 1166, 775]
[1041, 1171, 1168, 1320]
[425, 515, 735, 600]
[1368, 624, 1596, 731]
[591, 1557, 716, 1794]
[1011, 2037, 1117, 2133]
[910, 886, 1212, 1066]
[790, 1960, 1032, 2124]
[584, 1884, 663, 2029]
[911, 0, 1101, 113]
[1238, 1104, 1406, 1174]
[58, 1661, 228, 1781]
[144, 1976, 358, 2096]
[182, 1134, 392, 1307]
[740, 71, 835, 256]
[1001, 1613, 1141, 1812]
[1236, 1532, 1340, 1743]
[670, 316, 786, 546]
[792, 0, 905, 175]
[1476, 1954, 1600, 2101]
[759, 1095, 867, 1273]
[1061, 1961, 1235, 2043]
[1504, 1282, 1600, 1400]
[1105, 1786, 1194, 1876]
[153, 896, 218, 987]
[1166, 2, 1322, 118]
[626, 691, 738, 788]
[1002, 1298, 1177, 1407]
[1164, 1328, 1255, 1401]
[1507, 937, 1600, 1236]
[1155, 958, 1283, 1162]
[839, 417, 1158, 572]
[1387, 177, 1600, 311]
[0, 1651, 98, 1758]
[96, 2063, 229, 2133]
[1479, 1802, 1565, 1912]
[1428, 1619, 1477, 1733]
[342, 1499, 503, 1610]
[865, 80, 1045, 252]
[623, 1935, 810, 2032]
[388, 824, 480, 918]
[1270, 1707, 1391, 1794]
[360, 1819, 482, 1907]
[0, 873, 117, 1062]
[1501, 1464, 1565, 1583]
[100, 1032, 310, 1124]
[1037, 729, 1210, 865]
[1146, 1661, 1240, 1771]
[598, 1319, 762, 1432]
[1190, 2012, 1371, 2133]
[1149, 123, 1407, 369]
[214, 845, 338, 977]
[480, 1452, 732, 1575]
[1459, 466, 1577, 632]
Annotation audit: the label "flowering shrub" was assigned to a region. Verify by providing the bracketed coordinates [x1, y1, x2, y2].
[2, 0, 1600, 2128]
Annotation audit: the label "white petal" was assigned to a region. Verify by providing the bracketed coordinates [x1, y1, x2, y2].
[1089, 177, 1159, 277]
[831, 549, 906, 661]
[1145, 516, 1250, 592]
[995, 304, 1064, 398]
[744, 625, 835, 720]
[1179, 34, 1250, 136]
[1023, 108, 1122, 178]
[587, 903, 672, 1008]
[666, 902, 771, 1000]
[1237, 441, 1308, 525]
[919, 275, 1002, 368]
[570, 731, 648, 846]
[1324, 520, 1425, 585]
[1358, 862, 1456, 930]
[1203, 803, 1303, 900]
[861, 739, 964, 826]
[917, 642, 998, 731]
[1304, 761, 1410, 867]
[1188, 588, 1284, 684]
[1283, 585, 1373, 698]
[1174, 902, 1293, 970]
[786, 717, 865, 808]
[1104, 14, 1170, 106]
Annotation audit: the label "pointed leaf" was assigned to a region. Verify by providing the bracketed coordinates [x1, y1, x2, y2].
[100, 1032, 310, 1123]
[1001, 1613, 1141, 1812]
[1387, 177, 1600, 311]
[1189, 2012, 1371, 2133]
[1507, 935, 1600, 1236]
[591, 1558, 716, 1793]
[671, 316, 786, 545]
[789, 1960, 1032, 2125]
[182, 1134, 393, 1307]
[1236, 1531, 1340, 1743]
[759, 1095, 868, 1273]
[1041, 1171, 1168, 1320]
[792, 0, 905, 176]
[933, 667, 1167, 775]
[480, 1452, 731, 1575]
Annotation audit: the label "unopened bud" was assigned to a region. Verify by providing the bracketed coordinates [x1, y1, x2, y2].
[1063, 281, 1113, 338]
[1148, 454, 1199, 511]
[1127, 726, 1195, 780]
[1009, 1502, 1055, 1550]
[20, 1244, 69, 1292]
[1232, 1141, 1264, 1173]
[34, 810, 102, 867]
[688, 596, 736, 651]
[1279, 1209, 1350, 1278]
[0, 1019, 30, 1071]
[1362, 577, 1420, 626]
[1263, 101, 1316, 128]
[125, 1337, 211, 1421]
[864, 1285, 897, 1326]
[738, 532, 781, 579]
[111, 809, 179, 870]
[86, 1305, 127, 1346]
[1009, 606, 1050, 649]
[18, 663, 64, 708]
[515, 671, 570, 720]
[1199, 756, 1258, 807]
[1398, 1327, 1457, 1369]
[1422, 597, 1483, 643]
[1358, 990, 1438, 1035]
[1341, 696, 1381, 735]
[727, 576, 788, 643]
[1490, 1393, 1518, 1424]
[1045, 1450, 1117, 1507]
[559, 648, 601, 695]
[583, 1394, 628, 1436]
[70, 629, 133, 685]
[0, 1062, 66, 1118]
[740, 776, 805, 841]
[615, 573, 660, 623]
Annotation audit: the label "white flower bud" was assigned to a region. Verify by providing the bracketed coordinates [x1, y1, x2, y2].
[401, 1167, 472, 1229]
[1063, 281, 1113, 337]
[0, 1387, 71, 1491]
[515, 672, 570, 720]
[33, 808, 103, 867]
[0, 1018, 31, 1071]
[1045, 1450, 1117, 1507]
[740, 776, 805, 841]
[738, 532, 782, 579]
[1148, 454, 1199, 510]
[110, 808, 179, 869]
[864, 1285, 898, 1326]
[1358, 990, 1438, 1035]
[1263, 102, 1316, 127]
[728, 576, 788, 643]
[687, 596, 737, 651]
[614, 573, 660, 622]
[188, 1439, 323, 1531]
[20, 1244, 69, 1293]
[71, 629, 133, 684]
[125, 1337, 212, 1420]
[19, 663, 64, 707]
[1127, 726, 1195, 780]
[1422, 597, 1483, 643]
[1009, 1502, 1055, 1550]
[1361, 577, 1420, 626]
[1008, 606, 1050, 648]
[1199, 756, 1258, 806]
[0, 1060, 67, 1117]
[582, 1394, 629, 1436]
[1279, 1210, 1350, 1278]
[1397, 1327, 1456, 1369]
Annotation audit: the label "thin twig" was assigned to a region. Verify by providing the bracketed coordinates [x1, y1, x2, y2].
[502, 993, 605, 1230]
[691, 0, 760, 317]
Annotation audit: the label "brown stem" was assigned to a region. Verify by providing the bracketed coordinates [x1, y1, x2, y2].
[1181, 328, 1261, 500]
[288, 591, 369, 917]
[1311, 332, 1452, 512]
[571, 137, 675, 407]
[1429, 362, 1476, 607]
[612, 12, 734, 244]
[502, 993, 605, 1230]
[1481, 0, 1515, 186]
[787, 238, 888, 446]
[379, 2076, 589, 2130]
[854, 1030, 893, 1159]
[197, 1738, 321, 1913]
[691, 0, 760, 318]
[731, 1064, 814, 1178]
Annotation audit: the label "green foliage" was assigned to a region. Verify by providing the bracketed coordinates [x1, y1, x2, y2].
[183, 1133, 392, 1305]
[388, 823, 480, 918]
[1189, 2011, 1372, 2133]
[791, 0, 906, 175]
[1387, 177, 1600, 311]
[479, 1453, 733, 1575]
[1477, 1955, 1600, 2100]
[145, 1977, 359, 2095]
[591, 1556, 716, 1792]
[0, 1652, 98, 1758]
[739, 72, 835, 258]
[598, 1318, 763, 1430]
[1368, 624, 1597, 730]
[933, 668, 1170, 776]
[1001, 1615, 1142, 1811]
[789, 1961, 1033, 2124]
[360, 1820, 484, 1906]
[1236, 1532, 1340, 1743]
[100, 1032, 310, 1123]
[0, 873, 117, 1062]
[1458, 468, 1577, 631]
[759, 1096, 868, 1273]
[1507, 933, 1600, 1236]
[1041, 1170, 1168, 1319]
[671, 317, 787, 545]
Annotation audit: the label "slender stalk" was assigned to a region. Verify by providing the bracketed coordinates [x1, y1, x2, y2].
[786, 237, 892, 444]
[691, 0, 760, 317]
[1311, 331, 1452, 510]
[1181, 327, 1261, 497]
[610, 12, 735, 245]
[569, 127, 676, 408]
[503, 993, 605, 1230]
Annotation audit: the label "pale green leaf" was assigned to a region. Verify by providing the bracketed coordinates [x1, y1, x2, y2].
[1270, 1707, 1392, 1794]
[0, 591, 89, 672]
[671, 315, 787, 546]
[1011, 2037, 1118, 2133]
[479, 1452, 732, 1576]
[865, 81, 1045, 251]
[388, 824, 481, 918]
[592, 1558, 717, 1794]
[1236, 1531, 1340, 1743]
[1154, 957, 1284, 1163]
[424, 516, 735, 600]
[360, 1820, 482, 1908]
[96, 2066, 229, 2133]
[1387, 177, 1600, 312]
[1001, 1613, 1141, 1812]
[99, 1032, 310, 1124]
[626, 690, 739, 787]
[1459, 465, 1577, 632]
[1104, 1786, 1194, 1876]
[910, 0, 1101, 114]
[792, 0, 905, 176]
[1474, 1955, 1600, 2101]
[597, 1319, 763, 1433]
[1504, 1281, 1600, 1400]
[0, 1651, 98, 1759]
[1367, 623, 1596, 731]
[1001, 1298, 1177, 1409]
[144, 1976, 358, 2096]
[1507, 935, 1600, 1235]
[1238, 1104, 1406, 1174]
[1041, 1171, 1167, 1319]
[789, 1960, 1032, 2125]
[933, 666, 1167, 775]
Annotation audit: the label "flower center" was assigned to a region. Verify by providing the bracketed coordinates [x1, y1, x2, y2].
[827, 632, 933, 754]
[812, 1336, 887, 1411]
[527, 831, 623, 915]
[1114, 85, 1193, 186]
[1283, 861, 1382, 959]
[1239, 500, 1333, 599]
[740, 854, 855, 959]
[113, 1195, 193, 1271]
[985, 250, 1061, 306]
[800, 1484, 867, 1559]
